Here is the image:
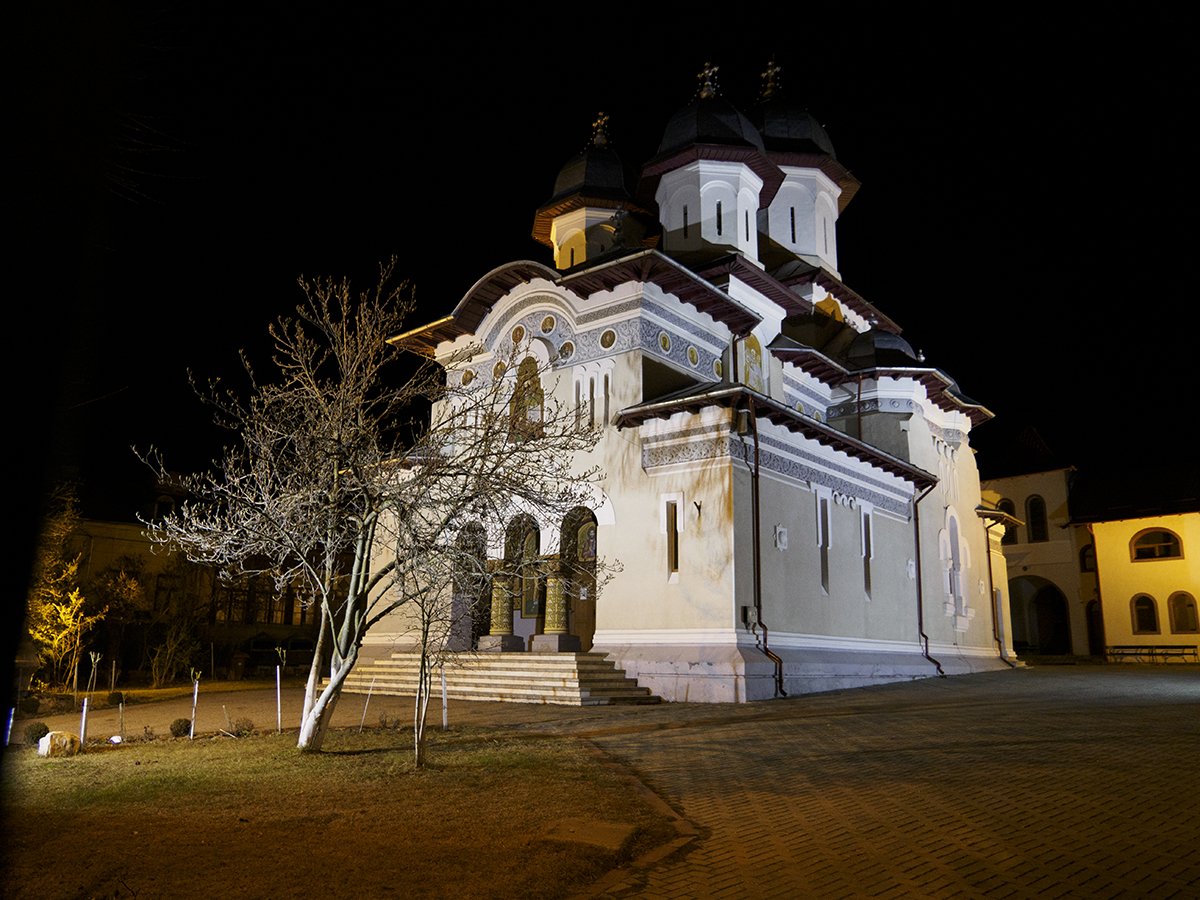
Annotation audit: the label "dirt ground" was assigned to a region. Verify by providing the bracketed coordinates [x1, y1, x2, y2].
[2, 682, 681, 900]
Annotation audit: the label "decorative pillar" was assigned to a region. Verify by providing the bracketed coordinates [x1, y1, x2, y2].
[543, 574, 567, 634]
[531, 566, 581, 653]
[478, 577, 524, 652]
[490, 579, 512, 635]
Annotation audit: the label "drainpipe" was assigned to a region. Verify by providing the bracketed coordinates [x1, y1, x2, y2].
[981, 517, 1017, 668]
[912, 483, 944, 676]
[745, 394, 786, 697]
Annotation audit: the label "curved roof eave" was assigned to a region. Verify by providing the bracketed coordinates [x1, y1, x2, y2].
[615, 384, 936, 488]
[389, 251, 764, 355]
[861, 366, 995, 426]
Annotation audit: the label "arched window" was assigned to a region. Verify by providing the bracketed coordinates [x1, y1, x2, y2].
[509, 357, 544, 440]
[1079, 543, 1096, 573]
[1169, 592, 1198, 633]
[1130, 528, 1182, 561]
[1025, 495, 1048, 543]
[1131, 595, 1159, 634]
[998, 498, 1018, 545]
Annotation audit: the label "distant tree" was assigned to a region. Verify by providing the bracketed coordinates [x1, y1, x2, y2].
[142, 259, 601, 758]
[25, 486, 107, 689]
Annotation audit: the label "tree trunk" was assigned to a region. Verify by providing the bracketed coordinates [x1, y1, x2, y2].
[413, 654, 432, 768]
[302, 602, 331, 726]
[296, 644, 356, 752]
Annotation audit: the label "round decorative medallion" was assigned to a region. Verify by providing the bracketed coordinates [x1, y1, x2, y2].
[687, 346, 699, 367]
[511, 325, 526, 344]
[795, 401, 804, 414]
[493, 361, 506, 378]
[713, 359, 723, 378]
[658, 331, 671, 352]
[558, 341, 575, 361]
[540, 315, 556, 334]
[599, 329, 616, 349]
[460, 369, 475, 387]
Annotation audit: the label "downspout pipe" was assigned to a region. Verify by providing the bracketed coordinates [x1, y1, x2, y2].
[745, 394, 786, 698]
[981, 516, 1018, 668]
[912, 483, 944, 676]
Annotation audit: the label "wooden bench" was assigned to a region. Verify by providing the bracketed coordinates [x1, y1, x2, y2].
[1106, 645, 1199, 663]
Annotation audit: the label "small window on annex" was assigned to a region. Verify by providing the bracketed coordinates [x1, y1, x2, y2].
[1169, 592, 1199, 633]
[998, 499, 1018, 545]
[1079, 544, 1096, 573]
[1130, 528, 1182, 561]
[1025, 495, 1048, 543]
[1131, 594, 1160, 634]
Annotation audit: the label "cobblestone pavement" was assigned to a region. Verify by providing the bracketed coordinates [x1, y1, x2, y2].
[16, 665, 1200, 898]
[569, 666, 1200, 899]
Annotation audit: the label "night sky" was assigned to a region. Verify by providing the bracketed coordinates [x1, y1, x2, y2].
[17, 5, 1197, 525]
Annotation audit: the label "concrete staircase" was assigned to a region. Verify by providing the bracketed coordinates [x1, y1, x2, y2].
[341, 651, 661, 706]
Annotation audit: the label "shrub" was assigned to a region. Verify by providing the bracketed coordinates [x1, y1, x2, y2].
[18, 696, 39, 715]
[231, 718, 255, 737]
[107, 691, 125, 706]
[169, 717, 192, 738]
[24, 722, 50, 745]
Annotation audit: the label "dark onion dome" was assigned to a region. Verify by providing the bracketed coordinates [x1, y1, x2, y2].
[545, 113, 629, 205]
[656, 64, 765, 156]
[639, 63, 782, 207]
[752, 59, 859, 210]
[846, 329, 921, 369]
[532, 113, 647, 249]
[753, 58, 836, 156]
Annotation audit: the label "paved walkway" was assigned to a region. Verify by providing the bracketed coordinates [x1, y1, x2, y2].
[16, 665, 1200, 898]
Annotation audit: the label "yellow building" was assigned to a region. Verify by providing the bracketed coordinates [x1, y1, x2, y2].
[1086, 512, 1199, 660]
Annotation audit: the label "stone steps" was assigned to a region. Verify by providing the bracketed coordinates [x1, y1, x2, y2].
[341, 651, 661, 706]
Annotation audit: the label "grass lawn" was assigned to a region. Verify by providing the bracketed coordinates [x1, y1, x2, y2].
[2, 721, 677, 899]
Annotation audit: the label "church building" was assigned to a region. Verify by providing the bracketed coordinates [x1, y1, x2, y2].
[365, 64, 1017, 702]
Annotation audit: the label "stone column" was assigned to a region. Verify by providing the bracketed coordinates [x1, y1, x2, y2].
[543, 574, 567, 635]
[532, 569, 581, 653]
[478, 577, 523, 652]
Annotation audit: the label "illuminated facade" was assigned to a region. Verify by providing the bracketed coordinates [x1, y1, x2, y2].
[370, 66, 1017, 701]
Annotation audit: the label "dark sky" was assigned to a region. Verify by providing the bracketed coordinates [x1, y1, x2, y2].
[17, 5, 1196, 524]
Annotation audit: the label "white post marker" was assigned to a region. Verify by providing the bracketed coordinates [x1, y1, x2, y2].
[189, 679, 199, 740]
[441, 664, 448, 731]
[79, 697, 89, 747]
[358, 676, 376, 733]
[5, 707, 14, 746]
[276, 665, 282, 733]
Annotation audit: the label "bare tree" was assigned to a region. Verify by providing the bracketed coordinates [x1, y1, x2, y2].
[25, 485, 108, 690]
[142, 259, 602, 756]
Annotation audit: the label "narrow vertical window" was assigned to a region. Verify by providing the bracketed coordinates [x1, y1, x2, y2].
[603, 373, 610, 426]
[716, 201, 723, 236]
[1026, 496, 1048, 542]
[744, 210, 749, 241]
[823, 219, 829, 254]
[666, 501, 680, 575]
[818, 496, 831, 594]
[861, 509, 873, 599]
[789, 207, 796, 244]
[683, 205, 689, 239]
[574, 380, 581, 430]
[588, 377, 595, 428]
[570, 247, 575, 266]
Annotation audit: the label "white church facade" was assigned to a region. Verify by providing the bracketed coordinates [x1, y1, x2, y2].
[366, 65, 1017, 702]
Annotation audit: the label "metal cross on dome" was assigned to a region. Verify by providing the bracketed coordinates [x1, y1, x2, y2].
[591, 111, 610, 147]
[760, 57, 782, 101]
[696, 62, 720, 99]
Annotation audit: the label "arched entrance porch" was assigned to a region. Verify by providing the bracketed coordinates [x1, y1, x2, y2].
[477, 508, 599, 653]
[1009, 575, 1072, 655]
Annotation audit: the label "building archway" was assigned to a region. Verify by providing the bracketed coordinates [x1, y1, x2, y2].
[1009, 575, 1072, 654]
[560, 507, 598, 651]
[504, 515, 542, 647]
[451, 522, 489, 651]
